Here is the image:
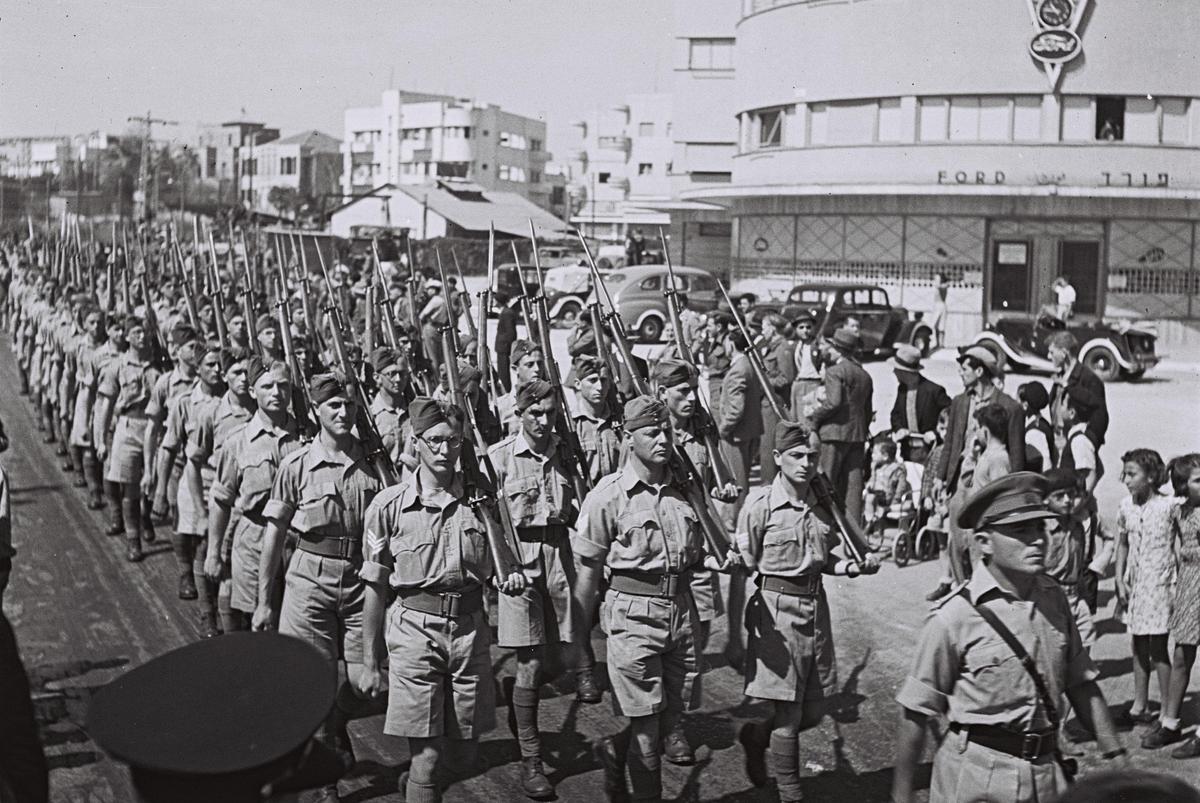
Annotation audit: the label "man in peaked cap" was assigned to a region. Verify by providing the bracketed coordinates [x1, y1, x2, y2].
[892, 473, 1124, 803]
[88, 632, 348, 803]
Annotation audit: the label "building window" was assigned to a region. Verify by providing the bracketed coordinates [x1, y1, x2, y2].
[1013, 96, 1042, 141]
[530, 170, 541, 183]
[918, 97, 949, 142]
[877, 99, 903, 143]
[638, 122, 655, 137]
[698, 222, 733, 237]
[480, 163, 488, 171]
[758, 109, 783, 148]
[279, 156, 297, 175]
[638, 163, 653, 175]
[1095, 96, 1125, 141]
[530, 138, 543, 152]
[688, 38, 734, 70]
[598, 171, 611, 183]
[1162, 98, 1190, 144]
[498, 165, 527, 181]
[1123, 97, 1158, 143]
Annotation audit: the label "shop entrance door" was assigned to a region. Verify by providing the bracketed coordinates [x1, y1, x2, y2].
[990, 240, 1032, 312]
[1057, 240, 1101, 316]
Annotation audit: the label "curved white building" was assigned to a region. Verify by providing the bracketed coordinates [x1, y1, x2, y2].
[682, 0, 1200, 341]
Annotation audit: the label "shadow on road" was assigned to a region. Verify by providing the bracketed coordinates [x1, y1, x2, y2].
[28, 657, 130, 772]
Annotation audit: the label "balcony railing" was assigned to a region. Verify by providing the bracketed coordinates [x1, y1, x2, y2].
[597, 135, 631, 152]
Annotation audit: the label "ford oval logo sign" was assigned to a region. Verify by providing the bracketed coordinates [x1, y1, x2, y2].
[1029, 29, 1081, 65]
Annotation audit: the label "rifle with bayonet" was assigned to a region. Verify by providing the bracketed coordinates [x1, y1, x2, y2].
[274, 270, 315, 437]
[509, 242, 539, 341]
[317, 253, 399, 486]
[578, 232, 731, 557]
[715, 277, 874, 569]
[526, 222, 590, 497]
[450, 248, 479, 344]
[442, 326, 524, 584]
[659, 228, 736, 491]
[402, 238, 435, 393]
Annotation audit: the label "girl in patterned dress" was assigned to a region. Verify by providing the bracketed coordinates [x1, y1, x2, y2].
[1156, 454, 1200, 755]
[1114, 448, 1176, 729]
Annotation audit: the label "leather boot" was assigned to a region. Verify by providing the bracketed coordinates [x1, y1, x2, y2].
[627, 750, 662, 803]
[123, 500, 144, 562]
[662, 721, 695, 766]
[739, 721, 769, 788]
[594, 735, 629, 803]
[576, 667, 602, 704]
[83, 450, 104, 508]
[511, 686, 552, 799]
[105, 483, 125, 535]
[140, 498, 157, 544]
[172, 532, 197, 599]
[519, 757, 553, 801]
[768, 732, 802, 803]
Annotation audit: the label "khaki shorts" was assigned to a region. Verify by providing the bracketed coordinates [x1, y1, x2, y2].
[690, 567, 724, 623]
[497, 538, 576, 648]
[69, 390, 92, 447]
[930, 727, 1067, 803]
[279, 549, 365, 665]
[230, 517, 267, 613]
[744, 587, 838, 703]
[105, 416, 148, 484]
[384, 603, 495, 739]
[601, 590, 701, 718]
[175, 466, 211, 537]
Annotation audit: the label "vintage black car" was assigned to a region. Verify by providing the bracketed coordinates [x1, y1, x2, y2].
[764, 283, 935, 357]
[972, 313, 1160, 382]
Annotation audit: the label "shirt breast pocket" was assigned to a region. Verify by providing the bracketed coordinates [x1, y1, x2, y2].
[966, 640, 1023, 693]
[505, 476, 542, 527]
[761, 525, 804, 572]
[394, 527, 437, 581]
[238, 453, 276, 510]
[293, 482, 343, 534]
[616, 511, 656, 558]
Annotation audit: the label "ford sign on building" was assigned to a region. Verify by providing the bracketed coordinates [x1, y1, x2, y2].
[679, 0, 1200, 345]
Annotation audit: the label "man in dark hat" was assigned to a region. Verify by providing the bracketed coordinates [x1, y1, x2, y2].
[737, 419, 878, 802]
[892, 473, 1124, 803]
[494, 340, 544, 437]
[889, 343, 951, 462]
[758, 313, 796, 483]
[488, 379, 582, 798]
[93, 316, 163, 561]
[360, 398, 527, 803]
[199, 358, 300, 636]
[697, 311, 732, 418]
[717, 330, 764, 524]
[256, 313, 285, 362]
[88, 632, 348, 803]
[574, 395, 736, 802]
[254, 373, 386, 802]
[367, 346, 411, 464]
[570, 354, 621, 485]
[810, 327, 873, 526]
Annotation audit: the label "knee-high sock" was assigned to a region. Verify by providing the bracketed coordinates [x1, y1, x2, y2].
[511, 685, 541, 759]
[627, 749, 661, 802]
[768, 733, 801, 803]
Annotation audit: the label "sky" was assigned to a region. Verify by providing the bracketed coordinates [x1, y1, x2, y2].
[0, 0, 674, 157]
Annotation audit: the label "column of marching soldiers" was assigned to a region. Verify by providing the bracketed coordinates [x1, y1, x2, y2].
[0, 219, 1129, 803]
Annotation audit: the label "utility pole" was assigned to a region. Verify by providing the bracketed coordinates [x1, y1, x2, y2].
[128, 111, 178, 222]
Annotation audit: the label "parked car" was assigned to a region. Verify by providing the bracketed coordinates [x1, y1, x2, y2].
[594, 265, 720, 342]
[593, 244, 666, 271]
[765, 283, 935, 357]
[490, 263, 603, 326]
[972, 313, 1160, 381]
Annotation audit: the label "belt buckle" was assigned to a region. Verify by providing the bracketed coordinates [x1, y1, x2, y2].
[440, 591, 461, 618]
[338, 538, 355, 560]
[1020, 732, 1043, 760]
[661, 574, 678, 598]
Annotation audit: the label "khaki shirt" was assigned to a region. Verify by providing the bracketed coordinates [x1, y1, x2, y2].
[146, 367, 195, 424]
[573, 463, 705, 574]
[572, 407, 620, 484]
[264, 438, 383, 541]
[98, 352, 161, 416]
[370, 393, 409, 463]
[737, 476, 836, 577]
[188, 391, 256, 468]
[896, 566, 1099, 731]
[360, 475, 492, 591]
[488, 431, 576, 528]
[212, 413, 301, 516]
[163, 385, 221, 463]
[495, 391, 519, 435]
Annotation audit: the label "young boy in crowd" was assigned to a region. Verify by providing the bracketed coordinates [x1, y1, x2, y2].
[1058, 386, 1103, 496]
[1019, 381, 1056, 472]
[864, 436, 913, 530]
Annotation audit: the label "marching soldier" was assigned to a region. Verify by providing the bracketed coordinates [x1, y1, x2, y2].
[196, 353, 257, 634]
[152, 345, 224, 603]
[203, 358, 298, 635]
[489, 379, 582, 799]
[570, 353, 621, 484]
[892, 473, 1125, 803]
[735, 419, 878, 802]
[494, 340, 544, 436]
[68, 307, 110, 510]
[93, 317, 162, 562]
[574, 395, 735, 802]
[255, 373, 385, 803]
[144, 324, 203, 539]
[757, 313, 796, 484]
[359, 398, 527, 803]
[367, 346, 411, 464]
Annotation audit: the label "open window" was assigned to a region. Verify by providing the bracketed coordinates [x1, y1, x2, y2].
[1096, 96, 1125, 141]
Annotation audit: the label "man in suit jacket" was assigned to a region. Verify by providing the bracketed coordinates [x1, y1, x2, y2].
[810, 327, 873, 526]
[889, 344, 951, 461]
[1046, 331, 1109, 449]
[717, 331, 764, 523]
[757, 313, 796, 483]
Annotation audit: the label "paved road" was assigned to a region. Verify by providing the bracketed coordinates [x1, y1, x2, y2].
[3, 334, 1200, 802]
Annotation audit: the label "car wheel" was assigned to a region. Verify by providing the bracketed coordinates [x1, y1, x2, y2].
[1082, 347, 1120, 382]
[1122, 367, 1147, 382]
[637, 315, 664, 343]
[910, 328, 932, 357]
[554, 302, 581, 328]
[597, 257, 613, 271]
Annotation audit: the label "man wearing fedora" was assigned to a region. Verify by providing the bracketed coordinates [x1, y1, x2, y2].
[810, 327, 873, 526]
[889, 344, 950, 462]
